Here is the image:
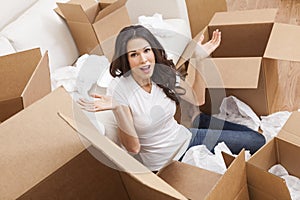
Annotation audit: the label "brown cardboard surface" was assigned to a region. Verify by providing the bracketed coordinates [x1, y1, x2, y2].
[67, 21, 102, 55]
[246, 111, 300, 199]
[0, 87, 82, 199]
[277, 111, 300, 145]
[56, 0, 130, 57]
[59, 104, 189, 199]
[0, 48, 50, 122]
[158, 150, 248, 200]
[185, 0, 227, 37]
[0, 87, 249, 199]
[93, 5, 130, 60]
[199, 57, 262, 88]
[158, 161, 222, 200]
[183, 9, 299, 116]
[60, 93, 249, 199]
[18, 148, 130, 200]
[209, 9, 277, 26]
[56, 0, 99, 23]
[265, 23, 300, 62]
[94, 0, 126, 21]
[247, 163, 291, 200]
[222, 145, 291, 200]
[1, 87, 188, 199]
[22, 51, 50, 107]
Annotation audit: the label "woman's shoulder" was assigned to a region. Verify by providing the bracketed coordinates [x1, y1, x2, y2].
[108, 75, 137, 94]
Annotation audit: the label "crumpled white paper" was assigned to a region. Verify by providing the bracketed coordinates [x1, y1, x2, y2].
[51, 54, 88, 92]
[212, 96, 298, 142]
[269, 164, 300, 200]
[213, 96, 261, 131]
[260, 111, 292, 142]
[138, 13, 176, 37]
[182, 142, 251, 174]
[51, 54, 112, 97]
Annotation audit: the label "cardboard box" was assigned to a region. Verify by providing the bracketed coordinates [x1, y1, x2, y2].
[0, 48, 50, 122]
[178, 9, 300, 116]
[185, 0, 227, 37]
[0, 87, 249, 199]
[246, 111, 300, 200]
[157, 150, 249, 200]
[55, 0, 131, 60]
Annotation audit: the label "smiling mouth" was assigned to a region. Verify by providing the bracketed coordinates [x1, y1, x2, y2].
[140, 65, 151, 73]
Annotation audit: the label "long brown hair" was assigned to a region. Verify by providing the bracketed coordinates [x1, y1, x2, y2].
[110, 25, 179, 104]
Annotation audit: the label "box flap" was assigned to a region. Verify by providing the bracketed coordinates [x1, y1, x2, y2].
[179, 0, 227, 37]
[58, 104, 188, 199]
[0, 48, 41, 101]
[157, 161, 222, 200]
[199, 57, 262, 88]
[57, 0, 99, 23]
[206, 150, 248, 199]
[94, 0, 127, 21]
[209, 9, 277, 26]
[264, 23, 300, 62]
[277, 111, 300, 146]
[0, 88, 85, 200]
[22, 51, 51, 108]
[247, 163, 291, 200]
[157, 150, 248, 199]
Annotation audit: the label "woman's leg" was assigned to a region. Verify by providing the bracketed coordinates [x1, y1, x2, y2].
[192, 113, 255, 131]
[188, 128, 266, 155]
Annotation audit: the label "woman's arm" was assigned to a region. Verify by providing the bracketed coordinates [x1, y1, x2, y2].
[176, 29, 221, 106]
[78, 94, 140, 154]
[113, 105, 140, 154]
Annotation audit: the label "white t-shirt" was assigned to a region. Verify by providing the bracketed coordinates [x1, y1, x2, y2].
[107, 75, 191, 171]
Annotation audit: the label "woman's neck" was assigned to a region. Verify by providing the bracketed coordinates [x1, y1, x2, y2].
[132, 75, 152, 93]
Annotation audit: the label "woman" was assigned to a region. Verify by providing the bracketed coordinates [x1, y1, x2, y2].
[79, 25, 265, 171]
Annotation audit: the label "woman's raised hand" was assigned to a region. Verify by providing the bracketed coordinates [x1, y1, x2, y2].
[196, 29, 221, 59]
[78, 93, 117, 112]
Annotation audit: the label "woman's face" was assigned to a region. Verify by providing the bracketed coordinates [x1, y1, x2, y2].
[127, 37, 155, 83]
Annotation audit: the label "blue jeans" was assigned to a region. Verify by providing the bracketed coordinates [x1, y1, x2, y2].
[187, 113, 266, 155]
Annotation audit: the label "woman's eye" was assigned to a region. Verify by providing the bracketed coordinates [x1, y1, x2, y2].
[129, 53, 137, 57]
[144, 48, 152, 53]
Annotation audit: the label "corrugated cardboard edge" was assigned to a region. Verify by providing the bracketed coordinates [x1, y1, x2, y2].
[58, 103, 188, 199]
[22, 50, 51, 108]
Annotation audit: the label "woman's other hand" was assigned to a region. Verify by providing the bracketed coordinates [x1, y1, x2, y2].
[77, 93, 117, 112]
[196, 29, 221, 59]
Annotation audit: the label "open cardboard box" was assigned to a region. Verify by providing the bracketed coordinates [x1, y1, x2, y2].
[0, 48, 50, 122]
[55, 0, 131, 60]
[222, 111, 300, 199]
[178, 9, 300, 116]
[0, 87, 249, 199]
[245, 111, 300, 200]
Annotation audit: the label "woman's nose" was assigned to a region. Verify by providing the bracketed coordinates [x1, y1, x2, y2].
[140, 53, 147, 63]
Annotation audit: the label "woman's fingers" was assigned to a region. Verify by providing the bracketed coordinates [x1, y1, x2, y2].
[90, 93, 102, 98]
